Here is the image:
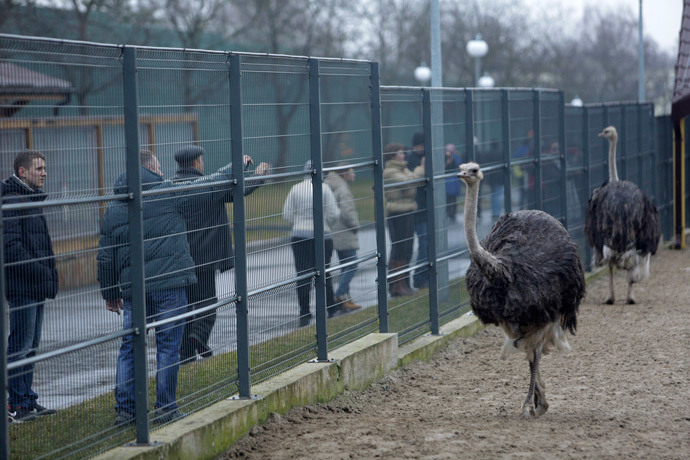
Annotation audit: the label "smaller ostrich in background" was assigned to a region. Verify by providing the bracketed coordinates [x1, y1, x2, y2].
[458, 163, 585, 419]
[584, 126, 660, 304]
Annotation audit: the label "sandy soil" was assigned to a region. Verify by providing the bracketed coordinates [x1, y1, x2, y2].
[222, 248, 690, 459]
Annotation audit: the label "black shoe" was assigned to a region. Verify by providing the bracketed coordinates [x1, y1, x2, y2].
[152, 409, 186, 425]
[30, 403, 56, 416]
[298, 312, 313, 327]
[114, 411, 135, 426]
[9, 406, 38, 424]
[194, 339, 213, 359]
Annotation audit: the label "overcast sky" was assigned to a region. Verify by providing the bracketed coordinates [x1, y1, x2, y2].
[526, 0, 682, 54]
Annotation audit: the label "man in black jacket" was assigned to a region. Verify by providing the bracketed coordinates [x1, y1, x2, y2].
[172, 146, 269, 362]
[3, 150, 58, 423]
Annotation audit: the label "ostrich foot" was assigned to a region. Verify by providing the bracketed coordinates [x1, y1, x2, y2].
[534, 388, 549, 416]
[521, 402, 538, 419]
[535, 399, 549, 416]
[626, 297, 636, 305]
[604, 297, 615, 305]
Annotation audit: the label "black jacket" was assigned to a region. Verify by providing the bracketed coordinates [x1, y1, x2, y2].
[171, 166, 262, 272]
[2, 175, 58, 300]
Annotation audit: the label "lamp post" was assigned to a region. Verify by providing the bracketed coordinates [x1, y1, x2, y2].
[478, 73, 495, 88]
[414, 63, 432, 86]
[466, 34, 488, 86]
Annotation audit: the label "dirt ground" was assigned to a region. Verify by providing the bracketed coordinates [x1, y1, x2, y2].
[221, 247, 690, 460]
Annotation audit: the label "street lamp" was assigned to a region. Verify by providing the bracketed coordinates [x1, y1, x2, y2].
[570, 96, 584, 107]
[414, 63, 431, 85]
[478, 73, 495, 88]
[466, 34, 488, 86]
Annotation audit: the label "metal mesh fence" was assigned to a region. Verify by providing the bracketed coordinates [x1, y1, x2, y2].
[0, 34, 676, 459]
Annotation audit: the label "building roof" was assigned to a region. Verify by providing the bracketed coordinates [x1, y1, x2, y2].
[672, 1, 690, 122]
[0, 62, 73, 116]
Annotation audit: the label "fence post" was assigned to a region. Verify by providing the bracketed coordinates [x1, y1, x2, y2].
[583, 106, 592, 272]
[370, 63, 389, 333]
[421, 89, 439, 335]
[465, 90, 475, 163]
[637, 104, 644, 191]
[558, 91, 568, 228]
[308, 58, 329, 361]
[649, 105, 657, 205]
[620, 105, 627, 181]
[0, 186, 8, 460]
[533, 90, 542, 210]
[122, 45, 150, 444]
[229, 54, 251, 397]
[501, 89, 512, 214]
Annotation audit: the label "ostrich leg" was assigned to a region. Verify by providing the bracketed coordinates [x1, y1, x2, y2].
[604, 264, 615, 304]
[626, 279, 636, 304]
[522, 348, 542, 419]
[534, 369, 549, 416]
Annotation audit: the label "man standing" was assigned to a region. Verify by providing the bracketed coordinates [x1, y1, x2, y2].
[171, 146, 269, 362]
[325, 165, 362, 312]
[405, 132, 428, 289]
[97, 150, 236, 425]
[3, 150, 58, 423]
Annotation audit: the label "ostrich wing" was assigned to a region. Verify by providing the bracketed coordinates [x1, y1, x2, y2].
[586, 181, 660, 256]
[467, 211, 584, 329]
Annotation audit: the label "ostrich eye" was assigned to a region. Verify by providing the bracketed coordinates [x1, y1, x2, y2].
[471, 168, 478, 173]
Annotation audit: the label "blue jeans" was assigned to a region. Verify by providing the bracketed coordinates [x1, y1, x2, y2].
[115, 288, 187, 415]
[413, 220, 428, 288]
[335, 249, 358, 299]
[7, 296, 44, 409]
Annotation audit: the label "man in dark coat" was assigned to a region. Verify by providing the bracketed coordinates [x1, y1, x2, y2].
[97, 150, 238, 426]
[171, 146, 269, 362]
[405, 132, 428, 289]
[3, 150, 58, 423]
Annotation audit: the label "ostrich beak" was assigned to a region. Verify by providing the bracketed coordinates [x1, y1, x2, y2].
[598, 131, 605, 137]
[457, 170, 468, 179]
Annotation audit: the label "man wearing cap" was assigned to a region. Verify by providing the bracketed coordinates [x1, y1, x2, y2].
[172, 146, 269, 362]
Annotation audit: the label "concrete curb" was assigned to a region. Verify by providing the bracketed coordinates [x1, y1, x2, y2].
[92, 316, 481, 460]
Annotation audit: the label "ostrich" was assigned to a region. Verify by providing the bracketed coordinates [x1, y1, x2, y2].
[458, 163, 585, 419]
[584, 126, 660, 304]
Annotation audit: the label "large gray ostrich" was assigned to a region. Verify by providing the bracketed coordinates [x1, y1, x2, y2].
[458, 163, 585, 419]
[584, 126, 660, 304]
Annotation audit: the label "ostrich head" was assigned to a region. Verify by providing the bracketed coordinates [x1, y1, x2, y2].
[458, 162, 484, 185]
[598, 126, 618, 142]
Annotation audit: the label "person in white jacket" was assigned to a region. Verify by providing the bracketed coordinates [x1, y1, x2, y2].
[283, 161, 340, 326]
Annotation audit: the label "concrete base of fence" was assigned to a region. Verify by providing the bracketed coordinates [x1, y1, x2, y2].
[92, 316, 483, 460]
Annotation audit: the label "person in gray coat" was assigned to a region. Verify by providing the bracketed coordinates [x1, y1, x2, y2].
[325, 165, 362, 312]
[97, 150, 235, 426]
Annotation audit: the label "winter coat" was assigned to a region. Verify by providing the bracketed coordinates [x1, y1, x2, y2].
[171, 166, 262, 271]
[282, 177, 340, 239]
[404, 151, 426, 222]
[97, 165, 233, 301]
[444, 153, 462, 197]
[383, 159, 424, 215]
[324, 172, 360, 251]
[2, 175, 58, 300]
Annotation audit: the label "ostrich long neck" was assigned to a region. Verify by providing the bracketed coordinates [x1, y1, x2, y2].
[608, 137, 619, 182]
[463, 180, 499, 270]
